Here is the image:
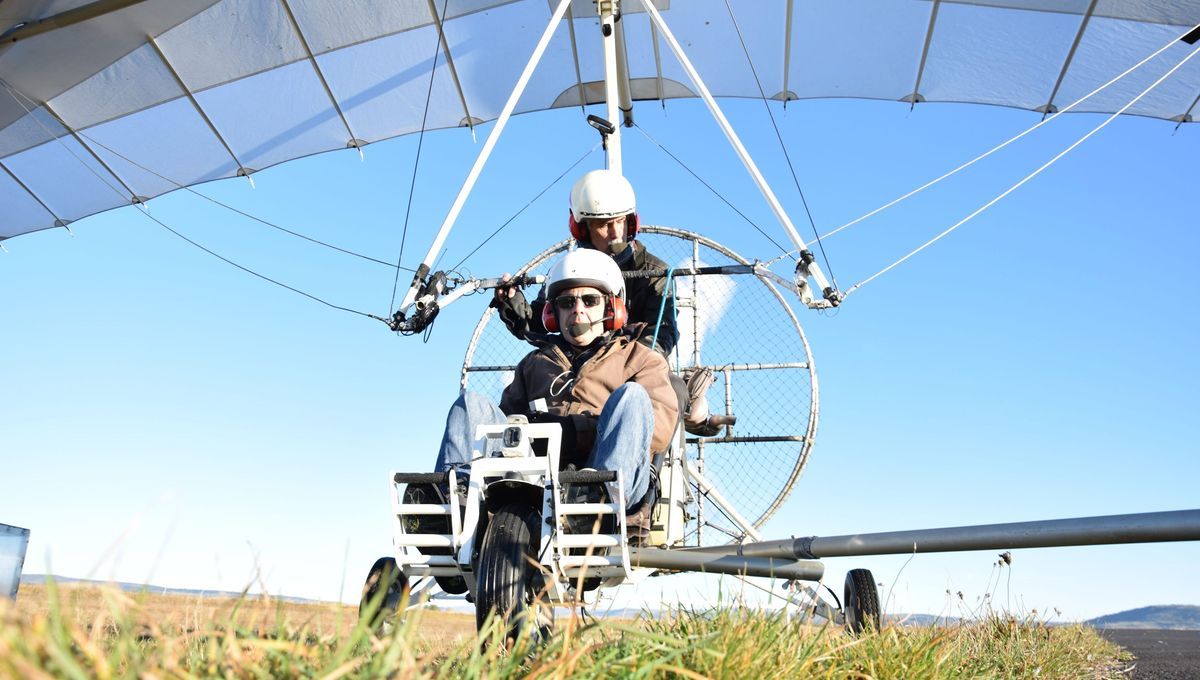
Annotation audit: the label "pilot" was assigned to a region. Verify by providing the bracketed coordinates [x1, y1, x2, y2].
[492, 169, 734, 436]
[412, 248, 678, 548]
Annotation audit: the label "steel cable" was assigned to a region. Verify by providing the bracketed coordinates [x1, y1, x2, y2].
[389, 0, 453, 314]
[720, 0, 838, 288]
[843, 38, 1200, 298]
[632, 123, 795, 260]
[812, 21, 1200, 248]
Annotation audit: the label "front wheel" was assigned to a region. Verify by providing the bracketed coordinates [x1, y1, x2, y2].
[359, 556, 409, 633]
[475, 502, 553, 644]
[843, 568, 881, 635]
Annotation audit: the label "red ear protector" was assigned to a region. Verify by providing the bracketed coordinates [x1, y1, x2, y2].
[568, 212, 639, 243]
[608, 296, 628, 330]
[542, 294, 628, 333]
[541, 301, 558, 332]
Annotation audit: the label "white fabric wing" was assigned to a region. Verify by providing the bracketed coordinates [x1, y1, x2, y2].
[2, 0, 1199, 239]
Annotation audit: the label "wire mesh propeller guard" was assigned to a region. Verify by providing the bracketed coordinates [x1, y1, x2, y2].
[461, 227, 818, 546]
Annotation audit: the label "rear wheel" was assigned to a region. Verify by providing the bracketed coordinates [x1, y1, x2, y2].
[359, 556, 409, 632]
[402, 483, 468, 595]
[475, 502, 553, 644]
[843, 568, 881, 635]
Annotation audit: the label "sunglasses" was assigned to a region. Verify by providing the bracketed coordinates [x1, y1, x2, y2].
[553, 293, 605, 310]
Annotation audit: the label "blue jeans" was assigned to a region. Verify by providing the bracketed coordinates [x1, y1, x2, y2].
[436, 384, 653, 511]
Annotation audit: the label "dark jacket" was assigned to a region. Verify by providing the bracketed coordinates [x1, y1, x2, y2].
[496, 241, 680, 354]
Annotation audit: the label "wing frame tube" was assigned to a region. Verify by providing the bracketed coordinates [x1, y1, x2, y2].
[634, 0, 838, 308]
[600, 1, 623, 172]
[1, 0, 154, 44]
[397, 0, 573, 318]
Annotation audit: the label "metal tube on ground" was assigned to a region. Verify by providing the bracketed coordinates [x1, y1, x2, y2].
[681, 509, 1200, 559]
[630, 547, 823, 581]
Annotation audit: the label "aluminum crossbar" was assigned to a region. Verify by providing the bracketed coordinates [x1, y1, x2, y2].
[683, 509, 1200, 559]
[630, 547, 823, 581]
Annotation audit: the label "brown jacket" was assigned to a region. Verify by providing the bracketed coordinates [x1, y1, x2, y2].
[499, 325, 678, 458]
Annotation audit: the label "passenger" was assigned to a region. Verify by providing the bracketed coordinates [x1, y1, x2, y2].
[416, 248, 678, 547]
[493, 169, 679, 353]
[492, 169, 733, 435]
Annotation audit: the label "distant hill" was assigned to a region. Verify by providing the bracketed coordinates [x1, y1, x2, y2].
[22, 574, 1198, 630]
[1087, 605, 1200, 630]
[20, 574, 320, 605]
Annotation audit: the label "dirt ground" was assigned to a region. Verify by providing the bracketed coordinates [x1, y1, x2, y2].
[11, 583, 477, 644]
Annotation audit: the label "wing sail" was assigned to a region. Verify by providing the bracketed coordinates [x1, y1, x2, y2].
[2, 0, 1198, 239]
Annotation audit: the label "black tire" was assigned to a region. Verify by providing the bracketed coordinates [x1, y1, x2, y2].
[844, 568, 881, 635]
[402, 483, 468, 595]
[475, 502, 554, 644]
[359, 556, 409, 632]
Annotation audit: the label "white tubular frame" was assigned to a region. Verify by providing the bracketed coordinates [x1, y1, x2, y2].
[685, 459, 764, 542]
[599, 0, 624, 173]
[635, 0, 836, 307]
[398, 0, 573, 315]
[391, 420, 643, 600]
[613, 6, 634, 128]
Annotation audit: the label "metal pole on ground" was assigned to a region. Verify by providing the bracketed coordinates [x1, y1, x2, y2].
[680, 509, 1200, 559]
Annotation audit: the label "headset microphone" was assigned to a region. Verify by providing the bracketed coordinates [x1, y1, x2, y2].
[567, 321, 596, 338]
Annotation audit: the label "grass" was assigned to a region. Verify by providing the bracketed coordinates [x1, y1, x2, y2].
[1, 581, 1129, 679]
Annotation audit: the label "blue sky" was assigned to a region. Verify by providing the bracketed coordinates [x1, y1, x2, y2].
[2, 95, 1197, 621]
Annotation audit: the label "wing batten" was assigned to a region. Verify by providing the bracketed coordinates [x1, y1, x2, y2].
[0, 158, 61, 233]
[279, 0, 360, 148]
[908, 0, 943, 110]
[1038, 0, 1098, 119]
[147, 35, 252, 182]
[41, 99, 139, 203]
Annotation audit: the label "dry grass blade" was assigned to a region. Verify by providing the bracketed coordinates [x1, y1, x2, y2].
[1, 582, 1131, 679]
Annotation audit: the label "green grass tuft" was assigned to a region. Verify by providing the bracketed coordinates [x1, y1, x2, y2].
[2, 582, 1128, 679]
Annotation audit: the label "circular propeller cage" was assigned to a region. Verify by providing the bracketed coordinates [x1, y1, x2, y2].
[461, 227, 819, 545]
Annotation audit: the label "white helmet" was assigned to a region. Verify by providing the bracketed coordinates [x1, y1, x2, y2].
[544, 248, 625, 300]
[570, 169, 636, 222]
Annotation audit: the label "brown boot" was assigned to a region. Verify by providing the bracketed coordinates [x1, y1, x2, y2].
[687, 413, 737, 437]
[625, 504, 652, 546]
[624, 485, 657, 546]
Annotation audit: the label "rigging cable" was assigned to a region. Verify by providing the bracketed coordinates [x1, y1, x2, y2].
[720, 0, 838, 289]
[389, 0, 453, 315]
[810, 20, 1200, 247]
[1, 79, 408, 272]
[842, 38, 1200, 299]
[139, 209, 380, 321]
[446, 141, 600, 271]
[632, 123, 795, 260]
[81, 135, 407, 270]
[2, 78, 389, 323]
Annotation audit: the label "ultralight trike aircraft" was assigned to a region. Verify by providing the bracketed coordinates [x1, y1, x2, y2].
[3, 0, 1200, 641]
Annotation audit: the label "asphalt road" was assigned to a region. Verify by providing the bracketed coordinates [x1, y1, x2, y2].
[1099, 629, 1200, 679]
